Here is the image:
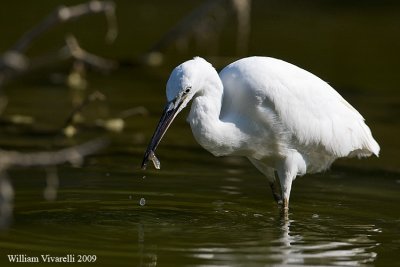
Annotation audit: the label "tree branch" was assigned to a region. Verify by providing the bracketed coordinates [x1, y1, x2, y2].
[65, 35, 117, 72]
[9, 1, 117, 55]
[0, 0, 118, 85]
[0, 138, 108, 170]
[139, 0, 252, 66]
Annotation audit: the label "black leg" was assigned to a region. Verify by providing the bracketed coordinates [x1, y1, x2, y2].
[269, 171, 283, 204]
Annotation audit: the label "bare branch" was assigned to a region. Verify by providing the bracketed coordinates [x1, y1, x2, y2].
[0, 38, 117, 89]
[141, 0, 226, 65]
[65, 35, 117, 72]
[139, 0, 252, 66]
[8, 1, 117, 55]
[0, 138, 108, 170]
[0, 1, 118, 92]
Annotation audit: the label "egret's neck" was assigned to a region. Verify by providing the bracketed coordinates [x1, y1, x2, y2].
[187, 78, 244, 156]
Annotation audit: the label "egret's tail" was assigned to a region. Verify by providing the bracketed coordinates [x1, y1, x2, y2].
[368, 136, 380, 157]
[349, 121, 380, 158]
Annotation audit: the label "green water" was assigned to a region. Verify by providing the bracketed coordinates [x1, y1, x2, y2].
[0, 1, 400, 266]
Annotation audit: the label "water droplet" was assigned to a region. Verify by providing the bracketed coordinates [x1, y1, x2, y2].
[312, 214, 319, 219]
[142, 175, 146, 179]
[129, 195, 132, 200]
[139, 198, 146, 206]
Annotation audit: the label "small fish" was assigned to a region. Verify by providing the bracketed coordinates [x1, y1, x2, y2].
[148, 150, 160, 169]
[141, 149, 160, 170]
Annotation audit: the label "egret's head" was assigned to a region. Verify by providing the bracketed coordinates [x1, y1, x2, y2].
[141, 57, 215, 169]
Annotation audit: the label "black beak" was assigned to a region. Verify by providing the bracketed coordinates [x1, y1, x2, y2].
[141, 99, 181, 170]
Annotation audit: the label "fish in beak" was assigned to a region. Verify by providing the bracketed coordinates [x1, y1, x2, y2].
[141, 97, 183, 170]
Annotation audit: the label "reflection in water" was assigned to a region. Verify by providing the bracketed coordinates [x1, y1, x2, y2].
[274, 216, 379, 266]
[169, 209, 381, 266]
[138, 223, 157, 267]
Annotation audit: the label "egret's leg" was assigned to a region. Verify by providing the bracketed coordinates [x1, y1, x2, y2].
[276, 151, 306, 210]
[276, 169, 293, 210]
[247, 158, 282, 203]
[270, 171, 282, 204]
[266, 171, 283, 204]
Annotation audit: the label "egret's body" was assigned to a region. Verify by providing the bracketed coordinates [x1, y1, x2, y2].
[142, 56, 379, 209]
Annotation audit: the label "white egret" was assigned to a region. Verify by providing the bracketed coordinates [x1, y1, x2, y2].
[141, 56, 380, 210]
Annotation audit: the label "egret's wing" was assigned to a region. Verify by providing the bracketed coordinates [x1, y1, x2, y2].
[220, 57, 379, 159]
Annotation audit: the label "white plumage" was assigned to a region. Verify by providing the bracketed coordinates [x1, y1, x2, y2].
[142, 56, 380, 210]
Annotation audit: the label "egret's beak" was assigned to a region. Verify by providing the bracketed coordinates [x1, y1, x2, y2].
[141, 98, 182, 170]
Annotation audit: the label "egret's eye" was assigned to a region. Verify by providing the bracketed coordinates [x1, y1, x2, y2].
[185, 87, 191, 93]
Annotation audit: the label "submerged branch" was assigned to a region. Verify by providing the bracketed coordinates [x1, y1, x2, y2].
[0, 138, 108, 228]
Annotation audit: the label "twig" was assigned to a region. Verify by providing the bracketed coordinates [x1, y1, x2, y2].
[140, 0, 226, 65]
[118, 106, 149, 119]
[0, 39, 117, 88]
[146, 0, 224, 53]
[65, 35, 117, 72]
[139, 0, 252, 66]
[63, 91, 106, 129]
[8, 1, 117, 56]
[93, 106, 149, 133]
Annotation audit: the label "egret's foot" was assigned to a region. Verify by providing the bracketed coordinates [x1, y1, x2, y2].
[278, 198, 289, 221]
[276, 197, 289, 210]
[276, 204, 289, 222]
